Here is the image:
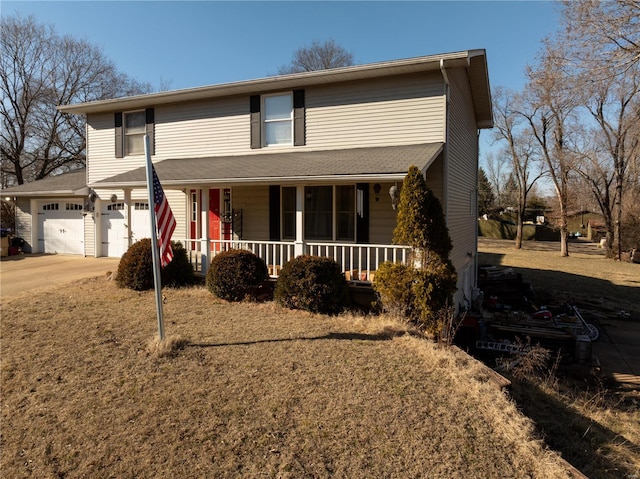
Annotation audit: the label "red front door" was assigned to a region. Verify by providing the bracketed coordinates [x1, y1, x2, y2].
[209, 189, 221, 251]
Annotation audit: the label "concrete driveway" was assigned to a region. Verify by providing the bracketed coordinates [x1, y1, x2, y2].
[0, 254, 121, 300]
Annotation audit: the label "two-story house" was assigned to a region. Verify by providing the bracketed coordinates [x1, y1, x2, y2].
[5, 49, 492, 308]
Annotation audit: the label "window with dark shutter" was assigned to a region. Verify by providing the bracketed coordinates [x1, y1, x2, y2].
[115, 112, 123, 158]
[250, 95, 261, 149]
[251, 90, 305, 148]
[115, 108, 155, 157]
[145, 108, 155, 155]
[293, 89, 305, 146]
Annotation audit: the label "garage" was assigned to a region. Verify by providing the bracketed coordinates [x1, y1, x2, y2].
[38, 200, 85, 255]
[101, 201, 152, 258]
[101, 202, 127, 258]
[130, 201, 152, 243]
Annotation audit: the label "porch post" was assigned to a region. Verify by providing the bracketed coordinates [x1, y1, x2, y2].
[201, 188, 210, 274]
[94, 198, 102, 257]
[295, 185, 304, 256]
[30, 199, 39, 253]
[124, 189, 132, 248]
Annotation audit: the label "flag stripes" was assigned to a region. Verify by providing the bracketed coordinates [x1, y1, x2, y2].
[152, 166, 176, 268]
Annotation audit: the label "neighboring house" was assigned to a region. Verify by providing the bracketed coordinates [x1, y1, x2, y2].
[4, 49, 493, 308]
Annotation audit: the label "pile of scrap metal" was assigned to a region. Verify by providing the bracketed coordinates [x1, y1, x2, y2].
[455, 266, 599, 365]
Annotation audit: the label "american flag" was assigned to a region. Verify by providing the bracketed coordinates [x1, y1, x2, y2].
[152, 166, 176, 268]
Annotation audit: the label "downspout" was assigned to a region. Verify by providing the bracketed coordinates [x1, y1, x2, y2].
[440, 59, 450, 222]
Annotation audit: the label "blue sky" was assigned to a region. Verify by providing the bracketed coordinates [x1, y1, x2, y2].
[4, 0, 561, 160]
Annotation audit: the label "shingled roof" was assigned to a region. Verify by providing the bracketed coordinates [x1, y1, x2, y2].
[2, 169, 88, 197]
[92, 143, 444, 188]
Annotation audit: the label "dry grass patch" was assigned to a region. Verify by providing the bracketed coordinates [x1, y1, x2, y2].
[0, 276, 573, 478]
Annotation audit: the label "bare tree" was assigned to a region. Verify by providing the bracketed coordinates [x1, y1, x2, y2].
[575, 69, 640, 258]
[521, 43, 581, 257]
[561, 0, 640, 77]
[483, 151, 509, 207]
[0, 15, 151, 186]
[278, 39, 354, 74]
[492, 88, 546, 248]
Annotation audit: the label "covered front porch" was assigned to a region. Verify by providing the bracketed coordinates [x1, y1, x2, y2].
[180, 238, 411, 282]
[93, 143, 444, 282]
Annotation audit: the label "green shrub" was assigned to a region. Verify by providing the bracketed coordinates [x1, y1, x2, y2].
[411, 257, 457, 333]
[373, 257, 457, 334]
[163, 242, 195, 287]
[371, 262, 415, 318]
[206, 249, 268, 301]
[116, 239, 195, 291]
[274, 255, 349, 315]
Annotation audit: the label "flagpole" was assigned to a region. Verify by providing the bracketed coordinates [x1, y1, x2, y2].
[144, 134, 165, 340]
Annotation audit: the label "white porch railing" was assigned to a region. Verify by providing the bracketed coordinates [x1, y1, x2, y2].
[305, 242, 410, 282]
[178, 238, 410, 282]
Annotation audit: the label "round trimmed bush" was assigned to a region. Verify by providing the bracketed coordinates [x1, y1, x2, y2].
[116, 238, 195, 291]
[274, 255, 349, 315]
[206, 249, 268, 301]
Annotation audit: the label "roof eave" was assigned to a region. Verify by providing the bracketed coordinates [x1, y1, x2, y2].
[90, 173, 409, 190]
[58, 51, 477, 115]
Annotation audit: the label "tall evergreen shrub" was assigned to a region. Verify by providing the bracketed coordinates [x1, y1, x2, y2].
[374, 165, 457, 334]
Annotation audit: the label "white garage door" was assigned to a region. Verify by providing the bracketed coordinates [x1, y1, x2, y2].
[38, 201, 85, 255]
[130, 201, 152, 243]
[101, 202, 128, 258]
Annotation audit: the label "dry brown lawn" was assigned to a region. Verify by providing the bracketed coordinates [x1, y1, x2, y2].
[1, 276, 573, 478]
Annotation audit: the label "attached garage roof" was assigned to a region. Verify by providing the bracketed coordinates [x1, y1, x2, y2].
[2, 169, 88, 197]
[92, 143, 444, 188]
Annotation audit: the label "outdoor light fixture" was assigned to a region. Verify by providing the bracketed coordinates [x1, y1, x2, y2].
[373, 183, 381, 201]
[389, 184, 399, 210]
[110, 194, 118, 203]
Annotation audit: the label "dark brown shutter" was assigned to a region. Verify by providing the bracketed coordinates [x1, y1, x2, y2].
[145, 108, 155, 155]
[293, 89, 305, 146]
[250, 95, 261, 149]
[356, 183, 369, 243]
[269, 185, 281, 240]
[114, 112, 123, 158]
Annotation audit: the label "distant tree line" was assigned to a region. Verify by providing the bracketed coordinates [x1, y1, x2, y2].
[485, 0, 640, 259]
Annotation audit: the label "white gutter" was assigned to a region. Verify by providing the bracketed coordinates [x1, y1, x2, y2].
[90, 173, 410, 189]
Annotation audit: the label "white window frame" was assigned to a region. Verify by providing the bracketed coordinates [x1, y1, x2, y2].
[124, 110, 146, 156]
[262, 93, 293, 147]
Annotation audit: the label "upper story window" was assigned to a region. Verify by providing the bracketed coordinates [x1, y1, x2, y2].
[115, 108, 154, 158]
[124, 111, 146, 155]
[250, 90, 305, 149]
[263, 94, 292, 146]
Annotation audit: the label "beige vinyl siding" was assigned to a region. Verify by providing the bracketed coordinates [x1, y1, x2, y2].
[231, 185, 270, 241]
[15, 198, 33, 253]
[85, 72, 447, 183]
[87, 113, 146, 184]
[154, 99, 248, 160]
[445, 67, 480, 305]
[307, 72, 446, 148]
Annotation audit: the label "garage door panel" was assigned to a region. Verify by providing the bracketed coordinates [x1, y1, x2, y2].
[38, 201, 84, 255]
[131, 201, 151, 243]
[101, 203, 127, 258]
